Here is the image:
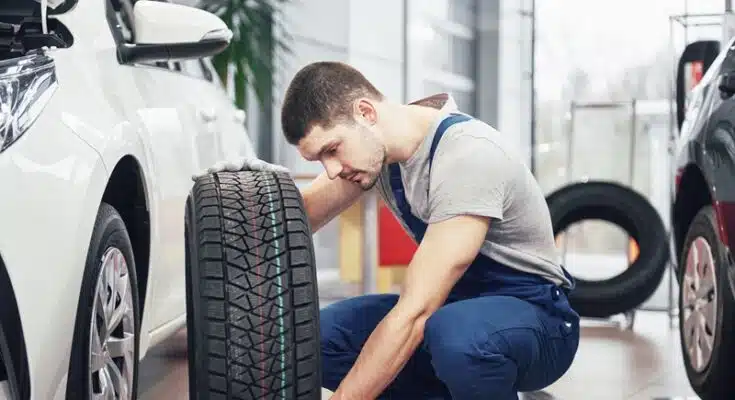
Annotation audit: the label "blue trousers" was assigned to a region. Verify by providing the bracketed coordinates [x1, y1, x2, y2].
[320, 291, 579, 399]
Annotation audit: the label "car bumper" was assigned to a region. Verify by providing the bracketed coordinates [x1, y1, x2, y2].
[0, 119, 108, 399]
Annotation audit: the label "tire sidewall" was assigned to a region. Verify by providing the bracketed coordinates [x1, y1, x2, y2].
[546, 181, 669, 317]
[66, 204, 141, 400]
[678, 205, 729, 394]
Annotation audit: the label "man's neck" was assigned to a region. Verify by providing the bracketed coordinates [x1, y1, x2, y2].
[385, 103, 444, 163]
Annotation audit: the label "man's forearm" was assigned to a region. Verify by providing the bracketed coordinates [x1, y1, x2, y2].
[331, 310, 425, 399]
[301, 172, 363, 232]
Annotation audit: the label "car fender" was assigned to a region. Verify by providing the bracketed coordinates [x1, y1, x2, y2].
[59, 111, 162, 352]
[703, 121, 735, 251]
[0, 115, 112, 400]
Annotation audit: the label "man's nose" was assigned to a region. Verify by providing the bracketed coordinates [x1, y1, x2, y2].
[323, 159, 343, 180]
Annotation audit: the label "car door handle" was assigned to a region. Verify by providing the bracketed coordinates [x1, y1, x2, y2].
[198, 108, 218, 122]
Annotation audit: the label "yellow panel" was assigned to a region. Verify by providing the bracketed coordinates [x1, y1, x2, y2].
[377, 266, 407, 293]
[339, 198, 364, 283]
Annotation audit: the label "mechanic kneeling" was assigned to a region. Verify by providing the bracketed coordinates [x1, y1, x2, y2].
[201, 61, 580, 399]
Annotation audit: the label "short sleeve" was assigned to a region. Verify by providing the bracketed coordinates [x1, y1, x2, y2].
[427, 130, 515, 224]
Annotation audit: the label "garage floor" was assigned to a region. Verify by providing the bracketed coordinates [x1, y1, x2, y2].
[137, 284, 700, 400]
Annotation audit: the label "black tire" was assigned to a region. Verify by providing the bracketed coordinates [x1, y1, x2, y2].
[185, 170, 322, 400]
[66, 203, 141, 400]
[678, 206, 735, 399]
[545, 181, 669, 318]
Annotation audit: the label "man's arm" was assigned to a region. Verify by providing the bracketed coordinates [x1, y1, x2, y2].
[301, 171, 365, 232]
[193, 158, 365, 233]
[330, 214, 490, 399]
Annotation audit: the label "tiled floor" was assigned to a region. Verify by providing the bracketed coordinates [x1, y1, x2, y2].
[138, 288, 700, 399]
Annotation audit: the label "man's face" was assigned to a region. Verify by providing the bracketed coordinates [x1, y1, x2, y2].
[297, 118, 386, 191]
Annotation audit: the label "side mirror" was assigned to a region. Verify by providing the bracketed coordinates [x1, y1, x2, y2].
[675, 40, 720, 131]
[117, 0, 233, 65]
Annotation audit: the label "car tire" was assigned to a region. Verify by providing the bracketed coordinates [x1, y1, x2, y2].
[66, 202, 141, 400]
[545, 181, 669, 318]
[678, 205, 735, 399]
[185, 170, 322, 400]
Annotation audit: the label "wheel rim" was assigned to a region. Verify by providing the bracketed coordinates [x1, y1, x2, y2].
[682, 236, 718, 373]
[89, 247, 135, 400]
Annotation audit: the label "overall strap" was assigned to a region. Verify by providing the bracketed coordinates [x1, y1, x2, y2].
[389, 113, 473, 242]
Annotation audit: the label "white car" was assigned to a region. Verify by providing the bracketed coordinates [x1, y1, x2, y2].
[0, 0, 254, 399]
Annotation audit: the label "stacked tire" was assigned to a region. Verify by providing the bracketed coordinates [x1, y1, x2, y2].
[185, 170, 322, 400]
[545, 181, 670, 318]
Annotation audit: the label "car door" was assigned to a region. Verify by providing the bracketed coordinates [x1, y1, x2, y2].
[177, 58, 256, 163]
[105, 0, 206, 329]
[701, 46, 735, 206]
[129, 61, 205, 327]
[197, 57, 258, 160]
[176, 59, 230, 168]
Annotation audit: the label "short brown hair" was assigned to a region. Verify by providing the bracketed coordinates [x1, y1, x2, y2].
[280, 61, 384, 145]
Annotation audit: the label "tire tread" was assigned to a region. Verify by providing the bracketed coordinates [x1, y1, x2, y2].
[186, 171, 321, 399]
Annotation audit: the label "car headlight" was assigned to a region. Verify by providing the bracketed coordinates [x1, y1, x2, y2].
[0, 52, 58, 154]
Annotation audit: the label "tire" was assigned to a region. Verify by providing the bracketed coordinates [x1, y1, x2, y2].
[678, 206, 735, 399]
[545, 181, 669, 318]
[185, 170, 322, 400]
[66, 203, 141, 400]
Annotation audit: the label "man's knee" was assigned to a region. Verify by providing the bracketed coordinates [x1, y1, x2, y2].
[423, 305, 520, 399]
[423, 297, 578, 398]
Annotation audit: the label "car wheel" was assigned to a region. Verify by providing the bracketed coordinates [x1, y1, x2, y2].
[545, 181, 669, 318]
[185, 170, 322, 400]
[66, 203, 140, 400]
[679, 205, 735, 399]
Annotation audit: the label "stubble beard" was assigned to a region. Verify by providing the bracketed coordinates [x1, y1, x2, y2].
[359, 149, 387, 191]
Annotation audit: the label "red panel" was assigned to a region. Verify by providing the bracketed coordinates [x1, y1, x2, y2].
[378, 202, 418, 266]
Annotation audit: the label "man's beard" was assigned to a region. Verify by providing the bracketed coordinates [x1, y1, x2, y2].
[359, 151, 387, 191]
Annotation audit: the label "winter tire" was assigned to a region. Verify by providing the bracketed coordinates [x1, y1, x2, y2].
[185, 170, 322, 400]
[545, 181, 669, 318]
[66, 202, 141, 400]
[678, 205, 735, 399]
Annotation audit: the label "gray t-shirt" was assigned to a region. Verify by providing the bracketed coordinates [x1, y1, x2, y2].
[375, 94, 572, 288]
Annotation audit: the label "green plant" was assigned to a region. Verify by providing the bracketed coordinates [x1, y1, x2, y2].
[199, 0, 291, 110]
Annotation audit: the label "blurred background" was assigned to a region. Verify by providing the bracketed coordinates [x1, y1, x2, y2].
[195, 0, 726, 310]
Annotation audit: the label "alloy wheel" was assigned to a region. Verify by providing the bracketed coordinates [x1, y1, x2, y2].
[89, 247, 136, 399]
[682, 236, 718, 373]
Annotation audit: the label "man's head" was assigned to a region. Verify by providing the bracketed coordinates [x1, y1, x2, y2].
[280, 61, 388, 190]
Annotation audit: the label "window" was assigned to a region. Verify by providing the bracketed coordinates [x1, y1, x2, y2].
[422, 0, 477, 27]
[422, 29, 475, 77]
[412, 0, 478, 115]
[180, 59, 213, 81]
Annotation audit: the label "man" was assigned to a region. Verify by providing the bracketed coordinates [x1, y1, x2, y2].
[197, 61, 580, 399]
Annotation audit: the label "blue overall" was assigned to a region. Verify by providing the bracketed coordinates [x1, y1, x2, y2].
[320, 113, 580, 399]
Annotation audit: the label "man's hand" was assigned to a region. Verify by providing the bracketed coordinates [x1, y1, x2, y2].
[331, 214, 490, 399]
[192, 156, 290, 180]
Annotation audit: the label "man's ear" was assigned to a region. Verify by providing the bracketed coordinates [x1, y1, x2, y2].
[355, 98, 378, 125]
